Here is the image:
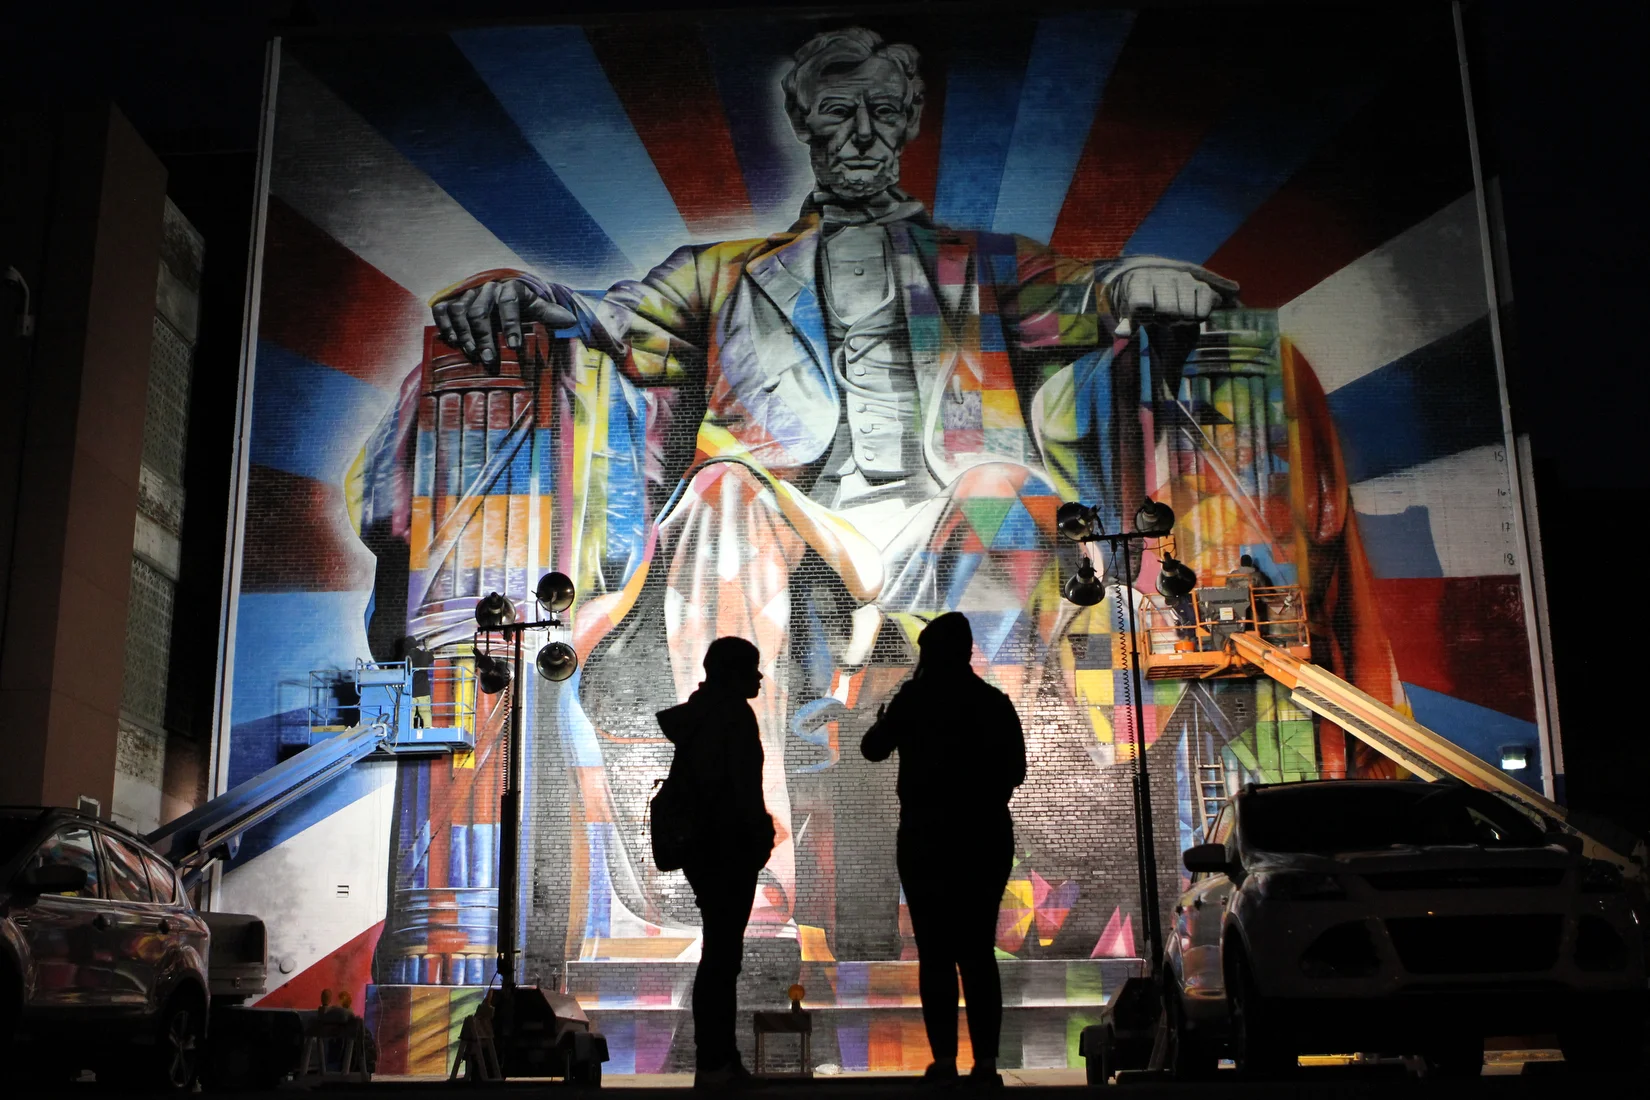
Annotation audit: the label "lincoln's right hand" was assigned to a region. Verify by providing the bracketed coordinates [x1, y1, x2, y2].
[429, 271, 577, 364]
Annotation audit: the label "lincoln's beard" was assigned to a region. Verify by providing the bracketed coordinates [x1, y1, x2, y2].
[811, 144, 902, 201]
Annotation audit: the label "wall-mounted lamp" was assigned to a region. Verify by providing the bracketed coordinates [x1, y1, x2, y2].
[1500, 744, 1530, 772]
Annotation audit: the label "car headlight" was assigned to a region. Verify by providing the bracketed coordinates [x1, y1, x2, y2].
[1580, 859, 1624, 894]
[1254, 871, 1346, 900]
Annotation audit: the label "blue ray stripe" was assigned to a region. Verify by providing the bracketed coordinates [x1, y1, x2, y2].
[452, 27, 689, 270]
[704, 23, 814, 223]
[1123, 65, 1386, 262]
[1324, 317, 1500, 484]
[223, 724, 390, 871]
[289, 37, 626, 285]
[932, 30, 1036, 230]
[1404, 683, 1541, 789]
[249, 342, 395, 486]
[1355, 507, 1445, 580]
[230, 591, 373, 727]
[991, 11, 1134, 242]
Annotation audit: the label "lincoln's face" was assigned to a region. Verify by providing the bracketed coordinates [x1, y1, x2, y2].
[794, 56, 921, 200]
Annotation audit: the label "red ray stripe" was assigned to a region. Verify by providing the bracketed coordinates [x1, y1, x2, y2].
[241, 464, 377, 592]
[259, 197, 427, 387]
[1050, 10, 1250, 260]
[898, 53, 945, 213]
[587, 26, 753, 236]
[1202, 31, 1472, 307]
[1371, 576, 1535, 723]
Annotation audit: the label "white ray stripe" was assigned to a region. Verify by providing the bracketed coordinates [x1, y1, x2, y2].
[1350, 444, 1519, 577]
[272, 59, 529, 302]
[218, 761, 396, 999]
[1279, 192, 1489, 395]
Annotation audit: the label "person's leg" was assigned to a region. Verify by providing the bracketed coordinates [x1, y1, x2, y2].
[688, 863, 760, 1071]
[957, 853, 1013, 1072]
[899, 840, 961, 1069]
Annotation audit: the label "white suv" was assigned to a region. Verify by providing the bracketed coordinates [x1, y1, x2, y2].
[1164, 780, 1647, 1077]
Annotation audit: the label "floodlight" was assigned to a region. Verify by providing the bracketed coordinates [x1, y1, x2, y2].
[1500, 745, 1530, 771]
[475, 592, 516, 630]
[1157, 555, 1198, 599]
[1133, 498, 1175, 537]
[1057, 501, 1097, 542]
[1063, 558, 1105, 607]
[476, 653, 512, 695]
[535, 571, 575, 614]
[536, 641, 578, 682]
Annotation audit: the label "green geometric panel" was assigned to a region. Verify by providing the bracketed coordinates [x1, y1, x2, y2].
[960, 498, 1014, 545]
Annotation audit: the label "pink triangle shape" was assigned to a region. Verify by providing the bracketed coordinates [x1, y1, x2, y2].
[1030, 870, 1051, 910]
[1091, 906, 1137, 958]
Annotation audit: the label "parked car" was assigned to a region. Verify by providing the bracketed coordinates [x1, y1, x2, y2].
[1163, 780, 1648, 1077]
[1, 805, 211, 1089]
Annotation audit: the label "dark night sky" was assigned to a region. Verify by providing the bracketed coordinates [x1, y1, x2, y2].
[3, 1, 1646, 832]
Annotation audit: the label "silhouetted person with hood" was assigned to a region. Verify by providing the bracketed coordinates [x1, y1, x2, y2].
[861, 612, 1026, 1085]
[656, 637, 777, 1086]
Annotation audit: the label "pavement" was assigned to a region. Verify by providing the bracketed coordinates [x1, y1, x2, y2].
[224, 1054, 1634, 1097]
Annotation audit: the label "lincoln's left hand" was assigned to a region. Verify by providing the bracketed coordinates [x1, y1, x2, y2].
[1104, 257, 1240, 331]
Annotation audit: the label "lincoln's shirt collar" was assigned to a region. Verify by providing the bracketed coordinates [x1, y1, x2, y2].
[800, 187, 930, 229]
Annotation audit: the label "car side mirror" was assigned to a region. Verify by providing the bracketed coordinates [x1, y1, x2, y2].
[1546, 831, 1584, 855]
[17, 863, 88, 896]
[1183, 843, 1229, 874]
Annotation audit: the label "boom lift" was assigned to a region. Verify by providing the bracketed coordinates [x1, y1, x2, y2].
[147, 659, 476, 882]
[139, 661, 491, 1088]
[1134, 572, 1644, 872]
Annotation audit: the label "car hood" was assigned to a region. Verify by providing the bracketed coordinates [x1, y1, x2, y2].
[1243, 843, 1575, 875]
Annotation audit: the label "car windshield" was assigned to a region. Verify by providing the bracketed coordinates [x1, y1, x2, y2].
[1240, 783, 1548, 855]
[0, 813, 46, 863]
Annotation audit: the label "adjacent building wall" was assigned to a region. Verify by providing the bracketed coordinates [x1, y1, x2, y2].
[0, 105, 167, 813]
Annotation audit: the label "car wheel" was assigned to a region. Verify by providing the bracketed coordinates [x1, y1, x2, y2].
[1166, 979, 1218, 1079]
[0, 955, 19, 1048]
[148, 991, 204, 1091]
[1226, 951, 1292, 1078]
[1085, 1023, 1116, 1085]
[570, 1056, 603, 1086]
[1421, 1035, 1483, 1078]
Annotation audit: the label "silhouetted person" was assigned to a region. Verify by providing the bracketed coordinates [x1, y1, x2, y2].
[657, 637, 777, 1086]
[1230, 553, 1272, 587]
[861, 613, 1026, 1085]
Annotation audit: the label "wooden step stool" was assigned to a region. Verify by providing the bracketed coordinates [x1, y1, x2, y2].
[752, 985, 812, 1077]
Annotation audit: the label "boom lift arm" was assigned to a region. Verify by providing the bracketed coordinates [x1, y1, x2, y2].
[1138, 575, 1645, 873]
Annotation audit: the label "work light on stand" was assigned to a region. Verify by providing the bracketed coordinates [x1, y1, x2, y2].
[1055, 495, 1177, 983]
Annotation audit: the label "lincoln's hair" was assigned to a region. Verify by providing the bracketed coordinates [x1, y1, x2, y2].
[781, 27, 924, 128]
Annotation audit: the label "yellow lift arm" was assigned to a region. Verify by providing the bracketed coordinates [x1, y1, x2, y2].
[1227, 630, 1643, 873]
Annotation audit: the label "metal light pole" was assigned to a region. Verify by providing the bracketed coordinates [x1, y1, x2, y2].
[1058, 499, 1176, 975]
[473, 572, 578, 995]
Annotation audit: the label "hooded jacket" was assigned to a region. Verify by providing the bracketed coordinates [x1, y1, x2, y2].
[861, 664, 1027, 845]
[656, 683, 776, 873]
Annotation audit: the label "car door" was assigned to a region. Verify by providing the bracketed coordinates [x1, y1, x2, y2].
[141, 850, 203, 1006]
[1180, 806, 1236, 1004]
[13, 825, 115, 1010]
[97, 831, 161, 1012]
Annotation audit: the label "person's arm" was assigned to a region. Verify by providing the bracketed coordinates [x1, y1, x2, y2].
[426, 244, 714, 385]
[1000, 693, 1028, 793]
[1001, 237, 1238, 356]
[585, 245, 711, 382]
[860, 687, 908, 762]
